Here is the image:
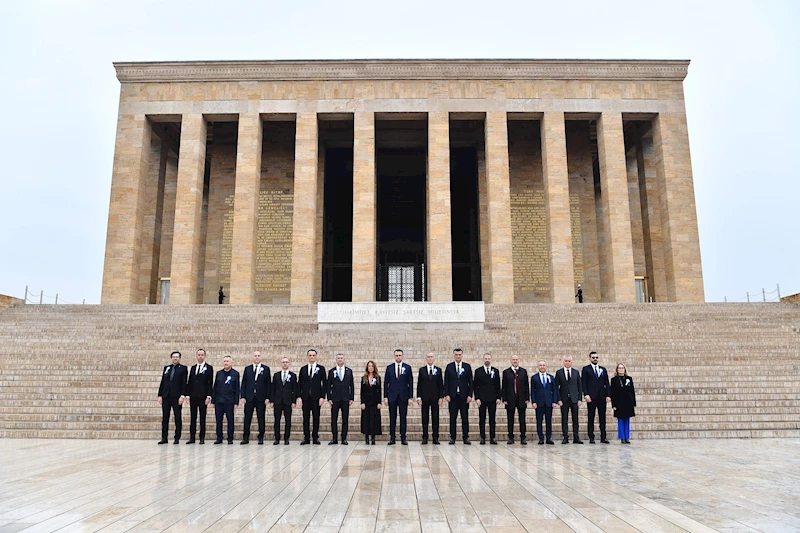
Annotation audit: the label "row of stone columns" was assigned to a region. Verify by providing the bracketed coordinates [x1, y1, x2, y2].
[103, 110, 703, 305]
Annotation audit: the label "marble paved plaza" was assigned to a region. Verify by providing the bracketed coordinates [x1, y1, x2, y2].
[0, 438, 798, 533]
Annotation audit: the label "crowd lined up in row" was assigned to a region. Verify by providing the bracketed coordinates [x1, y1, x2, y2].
[158, 349, 637, 446]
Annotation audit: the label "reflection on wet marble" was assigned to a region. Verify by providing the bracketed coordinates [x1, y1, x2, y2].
[0, 438, 797, 532]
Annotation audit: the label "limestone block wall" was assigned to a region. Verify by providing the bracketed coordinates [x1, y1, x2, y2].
[256, 122, 295, 304]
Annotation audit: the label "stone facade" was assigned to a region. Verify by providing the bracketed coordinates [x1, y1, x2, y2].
[101, 59, 704, 304]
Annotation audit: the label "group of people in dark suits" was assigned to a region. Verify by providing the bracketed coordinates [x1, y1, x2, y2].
[158, 348, 636, 446]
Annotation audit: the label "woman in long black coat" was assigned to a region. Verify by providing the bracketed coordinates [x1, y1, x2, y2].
[610, 363, 636, 444]
[360, 360, 382, 444]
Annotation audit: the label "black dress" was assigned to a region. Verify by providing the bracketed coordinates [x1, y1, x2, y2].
[360, 376, 383, 436]
[610, 375, 636, 418]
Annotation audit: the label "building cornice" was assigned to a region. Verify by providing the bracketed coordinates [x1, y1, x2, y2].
[114, 59, 690, 83]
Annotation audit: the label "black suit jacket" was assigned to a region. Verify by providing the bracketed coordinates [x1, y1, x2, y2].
[473, 365, 501, 403]
[417, 366, 444, 402]
[158, 364, 188, 399]
[581, 364, 610, 401]
[501, 367, 530, 407]
[328, 366, 355, 403]
[187, 363, 213, 400]
[298, 364, 327, 401]
[555, 367, 583, 404]
[241, 363, 271, 402]
[444, 362, 473, 399]
[271, 370, 298, 406]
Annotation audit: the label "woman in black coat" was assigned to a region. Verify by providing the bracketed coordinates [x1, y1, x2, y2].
[360, 360, 382, 444]
[610, 363, 636, 444]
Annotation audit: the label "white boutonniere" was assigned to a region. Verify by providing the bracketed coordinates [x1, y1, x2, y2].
[370, 377, 376, 386]
[225, 376, 232, 384]
[400, 366, 406, 375]
[200, 367, 206, 374]
[258, 366, 264, 375]
[164, 368, 170, 375]
[598, 368, 603, 375]
[314, 367, 319, 375]
[433, 368, 438, 375]
[490, 369, 495, 378]
[625, 378, 631, 386]
[458, 367, 464, 376]
[286, 374, 291, 382]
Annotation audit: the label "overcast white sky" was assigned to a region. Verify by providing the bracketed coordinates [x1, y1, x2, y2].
[0, 0, 797, 304]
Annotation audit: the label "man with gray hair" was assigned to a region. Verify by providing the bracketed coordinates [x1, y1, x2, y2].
[555, 355, 583, 444]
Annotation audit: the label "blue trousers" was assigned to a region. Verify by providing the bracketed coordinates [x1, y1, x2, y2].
[617, 417, 631, 440]
[215, 403, 235, 441]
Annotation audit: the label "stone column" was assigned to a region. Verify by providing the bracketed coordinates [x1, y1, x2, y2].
[426, 112, 453, 301]
[229, 114, 263, 304]
[169, 114, 208, 305]
[541, 112, 575, 303]
[596, 112, 636, 302]
[101, 114, 152, 304]
[484, 112, 514, 303]
[652, 112, 705, 302]
[351, 112, 377, 302]
[289, 113, 319, 304]
[637, 136, 668, 301]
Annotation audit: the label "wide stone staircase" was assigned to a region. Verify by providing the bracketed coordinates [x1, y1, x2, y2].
[0, 303, 798, 440]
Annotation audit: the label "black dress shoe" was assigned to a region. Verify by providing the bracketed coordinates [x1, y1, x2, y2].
[186, 439, 195, 444]
[284, 440, 290, 445]
[520, 439, 527, 445]
[546, 439, 555, 445]
[589, 438, 595, 444]
[300, 439, 310, 445]
[480, 438, 486, 445]
[432, 438, 440, 445]
[258, 438, 264, 445]
[329, 439, 338, 445]
[574, 439, 584, 444]
[157, 439, 168, 445]
[342, 439, 348, 445]
[173, 439, 180, 445]
[214, 439, 223, 444]
[274, 440, 280, 445]
[421, 438, 428, 445]
[490, 439, 498, 445]
[449, 439, 455, 445]
[401, 438, 407, 445]
[313, 439, 321, 445]
[463, 438, 471, 445]
[562, 438, 569, 444]
[227, 440, 233, 445]
[388, 438, 396, 445]
[371, 436, 376, 445]
[538, 438, 544, 445]
[240, 440, 249, 445]
[199, 439, 205, 445]
[507, 438, 514, 445]
[623, 439, 631, 444]
[601, 439, 610, 444]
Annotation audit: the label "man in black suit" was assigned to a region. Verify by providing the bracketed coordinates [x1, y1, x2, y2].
[473, 353, 501, 445]
[186, 348, 213, 444]
[328, 353, 355, 445]
[384, 349, 414, 445]
[444, 348, 473, 445]
[416, 351, 444, 444]
[269, 357, 297, 445]
[157, 350, 188, 444]
[531, 359, 557, 445]
[298, 349, 327, 445]
[211, 355, 240, 444]
[501, 355, 530, 445]
[240, 350, 271, 445]
[555, 355, 584, 444]
[581, 351, 611, 444]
